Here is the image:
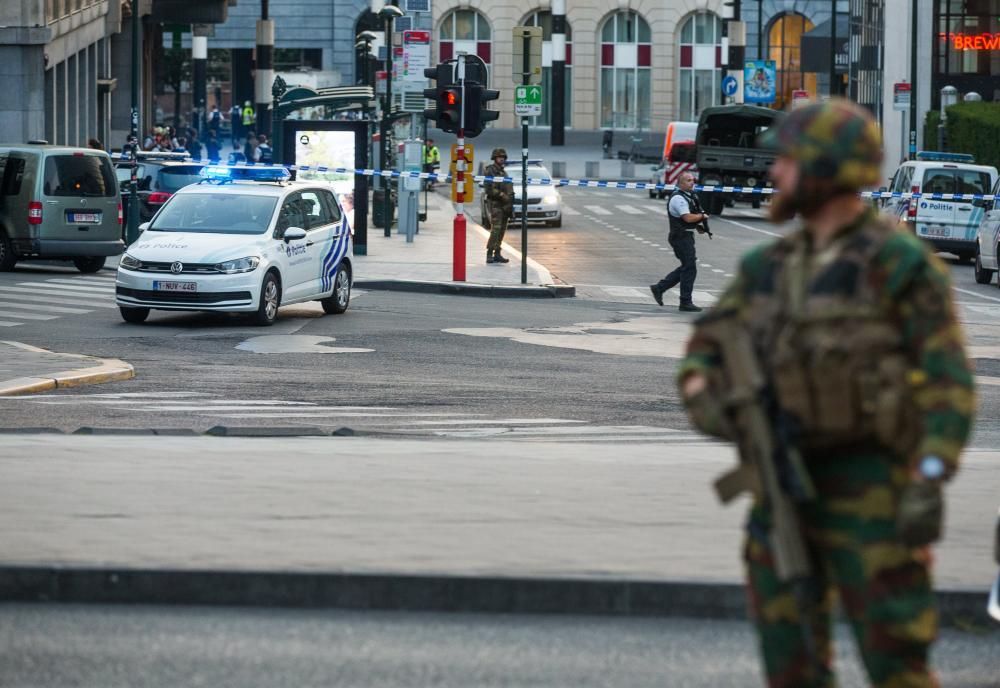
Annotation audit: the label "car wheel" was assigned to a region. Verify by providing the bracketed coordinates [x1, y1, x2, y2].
[253, 271, 281, 326]
[321, 266, 351, 314]
[119, 306, 149, 324]
[0, 231, 16, 272]
[73, 256, 106, 273]
[975, 246, 995, 284]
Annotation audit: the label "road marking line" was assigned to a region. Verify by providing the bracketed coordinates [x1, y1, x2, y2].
[124, 405, 404, 412]
[717, 217, 782, 237]
[616, 205, 644, 215]
[403, 418, 586, 426]
[700, 263, 712, 268]
[15, 284, 114, 297]
[0, 287, 116, 307]
[36, 279, 115, 292]
[561, 206, 580, 215]
[213, 412, 482, 418]
[0, 309, 59, 320]
[0, 321, 21, 327]
[584, 205, 611, 215]
[68, 276, 118, 284]
[648, 207, 669, 215]
[952, 285, 1000, 305]
[712, 269, 725, 273]
[0, 300, 91, 314]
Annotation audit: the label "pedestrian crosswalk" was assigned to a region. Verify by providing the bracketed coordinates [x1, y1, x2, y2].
[0, 390, 719, 444]
[0, 272, 116, 327]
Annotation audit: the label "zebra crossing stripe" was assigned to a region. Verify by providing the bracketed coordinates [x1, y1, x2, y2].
[35, 279, 115, 291]
[0, 287, 116, 307]
[0, 310, 59, 320]
[616, 205, 644, 215]
[0, 321, 20, 327]
[583, 205, 611, 216]
[0, 301, 91, 314]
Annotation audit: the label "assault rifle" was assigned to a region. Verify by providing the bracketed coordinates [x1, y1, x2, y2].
[699, 313, 820, 672]
[698, 218, 713, 239]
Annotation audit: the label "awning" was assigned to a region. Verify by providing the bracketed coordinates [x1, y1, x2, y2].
[800, 15, 850, 74]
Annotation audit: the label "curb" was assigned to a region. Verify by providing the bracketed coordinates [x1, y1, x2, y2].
[0, 342, 134, 396]
[355, 279, 575, 298]
[0, 566, 991, 627]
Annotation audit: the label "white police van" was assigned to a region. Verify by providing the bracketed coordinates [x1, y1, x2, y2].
[115, 166, 353, 325]
[883, 152, 998, 261]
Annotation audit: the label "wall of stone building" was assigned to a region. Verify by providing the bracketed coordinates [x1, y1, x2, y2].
[430, 0, 724, 132]
[0, 36, 49, 143]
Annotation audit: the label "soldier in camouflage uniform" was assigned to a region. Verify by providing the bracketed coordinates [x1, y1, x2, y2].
[678, 99, 975, 687]
[483, 148, 513, 264]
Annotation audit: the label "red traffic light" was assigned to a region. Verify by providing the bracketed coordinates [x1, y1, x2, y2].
[443, 90, 459, 106]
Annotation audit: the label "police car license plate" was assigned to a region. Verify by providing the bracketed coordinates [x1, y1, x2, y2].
[67, 212, 101, 224]
[919, 225, 949, 238]
[152, 281, 198, 292]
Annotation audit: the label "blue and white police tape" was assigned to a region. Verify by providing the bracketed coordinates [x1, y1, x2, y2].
[109, 155, 998, 200]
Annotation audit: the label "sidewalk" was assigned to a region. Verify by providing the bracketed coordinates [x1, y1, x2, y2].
[0, 435, 994, 622]
[0, 342, 134, 396]
[353, 191, 574, 297]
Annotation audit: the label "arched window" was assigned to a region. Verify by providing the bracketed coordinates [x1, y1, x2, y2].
[677, 12, 723, 121]
[769, 14, 817, 109]
[599, 10, 652, 129]
[522, 10, 573, 127]
[438, 9, 492, 65]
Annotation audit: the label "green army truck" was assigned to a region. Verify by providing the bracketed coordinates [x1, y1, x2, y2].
[695, 105, 784, 216]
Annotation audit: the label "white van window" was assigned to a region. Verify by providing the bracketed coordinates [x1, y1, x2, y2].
[44, 155, 117, 197]
[956, 170, 991, 196]
[922, 170, 955, 195]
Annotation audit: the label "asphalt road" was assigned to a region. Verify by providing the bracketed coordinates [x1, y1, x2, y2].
[0, 191, 997, 450]
[1, 604, 997, 688]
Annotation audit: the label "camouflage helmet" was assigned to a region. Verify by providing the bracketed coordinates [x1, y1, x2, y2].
[491, 148, 508, 160]
[759, 98, 882, 190]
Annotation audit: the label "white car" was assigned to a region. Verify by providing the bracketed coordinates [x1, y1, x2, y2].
[116, 166, 353, 326]
[974, 178, 1000, 285]
[481, 162, 562, 228]
[883, 152, 998, 261]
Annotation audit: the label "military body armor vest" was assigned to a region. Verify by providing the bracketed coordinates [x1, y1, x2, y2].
[742, 216, 919, 455]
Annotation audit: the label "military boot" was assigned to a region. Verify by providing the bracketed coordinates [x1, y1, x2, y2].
[493, 250, 510, 264]
[486, 250, 494, 264]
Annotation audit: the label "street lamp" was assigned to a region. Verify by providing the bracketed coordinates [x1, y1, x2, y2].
[378, 2, 404, 236]
[126, 0, 141, 246]
[355, 30, 378, 87]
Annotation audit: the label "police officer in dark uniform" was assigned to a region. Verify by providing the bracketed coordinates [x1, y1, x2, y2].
[650, 171, 707, 312]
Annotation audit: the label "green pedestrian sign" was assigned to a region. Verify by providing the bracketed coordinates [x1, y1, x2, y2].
[515, 85, 543, 116]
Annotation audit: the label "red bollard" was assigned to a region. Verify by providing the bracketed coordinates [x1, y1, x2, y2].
[453, 213, 466, 282]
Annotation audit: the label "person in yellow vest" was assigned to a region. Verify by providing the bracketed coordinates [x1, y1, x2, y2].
[423, 138, 440, 190]
[241, 101, 256, 130]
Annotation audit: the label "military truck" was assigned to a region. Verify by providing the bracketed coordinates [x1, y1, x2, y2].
[695, 105, 784, 216]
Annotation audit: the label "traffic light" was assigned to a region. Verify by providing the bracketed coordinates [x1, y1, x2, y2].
[423, 63, 461, 134]
[463, 83, 500, 138]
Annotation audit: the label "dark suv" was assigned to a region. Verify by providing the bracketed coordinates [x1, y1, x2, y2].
[115, 153, 206, 224]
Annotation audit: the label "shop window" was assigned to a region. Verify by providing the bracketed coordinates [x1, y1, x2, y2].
[768, 14, 818, 109]
[678, 12, 723, 121]
[600, 10, 652, 129]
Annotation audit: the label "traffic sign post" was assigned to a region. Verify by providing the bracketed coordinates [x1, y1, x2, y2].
[512, 26, 543, 85]
[894, 82, 911, 163]
[515, 85, 543, 116]
[721, 75, 738, 98]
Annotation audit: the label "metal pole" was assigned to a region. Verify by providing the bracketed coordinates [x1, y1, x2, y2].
[453, 55, 467, 282]
[758, 0, 764, 60]
[192, 32, 207, 142]
[126, 0, 141, 246]
[908, 0, 918, 160]
[829, 0, 837, 96]
[382, 15, 394, 236]
[551, 0, 566, 146]
[521, 34, 529, 286]
[255, 0, 275, 138]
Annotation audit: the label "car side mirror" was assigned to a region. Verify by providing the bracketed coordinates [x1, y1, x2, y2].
[138, 222, 150, 234]
[282, 226, 307, 242]
[878, 186, 888, 193]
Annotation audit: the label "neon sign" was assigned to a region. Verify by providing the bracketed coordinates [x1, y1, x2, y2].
[939, 32, 1000, 50]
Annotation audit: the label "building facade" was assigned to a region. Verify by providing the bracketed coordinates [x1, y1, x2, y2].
[429, 0, 729, 132]
[0, 0, 121, 146]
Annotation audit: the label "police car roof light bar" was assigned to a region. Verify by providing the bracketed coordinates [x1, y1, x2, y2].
[914, 151, 976, 164]
[199, 166, 292, 183]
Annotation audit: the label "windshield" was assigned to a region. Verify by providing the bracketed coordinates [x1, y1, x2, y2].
[158, 165, 207, 193]
[44, 155, 117, 197]
[150, 193, 277, 234]
[507, 167, 550, 180]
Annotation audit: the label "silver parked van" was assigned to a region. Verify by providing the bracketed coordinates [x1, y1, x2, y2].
[0, 143, 123, 273]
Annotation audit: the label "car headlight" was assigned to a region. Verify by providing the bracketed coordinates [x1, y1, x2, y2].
[542, 194, 558, 205]
[120, 254, 141, 270]
[215, 256, 260, 274]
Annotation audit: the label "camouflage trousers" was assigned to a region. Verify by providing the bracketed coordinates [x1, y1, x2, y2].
[487, 209, 510, 252]
[745, 451, 938, 688]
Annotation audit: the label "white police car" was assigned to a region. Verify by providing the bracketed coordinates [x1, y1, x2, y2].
[883, 151, 998, 261]
[115, 166, 353, 325]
